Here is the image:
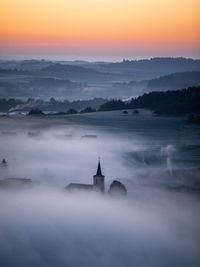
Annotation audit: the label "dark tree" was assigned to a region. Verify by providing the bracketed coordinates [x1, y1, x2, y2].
[80, 107, 96, 113]
[66, 108, 78, 114]
[133, 109, 139, 114]
[99, 100, 126, 111]
[28, 109, 44, 115]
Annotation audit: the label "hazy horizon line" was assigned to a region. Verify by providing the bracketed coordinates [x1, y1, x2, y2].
[0, 54, 200, 63]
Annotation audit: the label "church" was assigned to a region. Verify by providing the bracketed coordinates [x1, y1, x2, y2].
[65, 160, 105, 192]
[65, 160, 127, 195]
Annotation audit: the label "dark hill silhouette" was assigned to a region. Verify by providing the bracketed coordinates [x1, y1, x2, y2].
[99, 86, 200, 115]
[42, 63, 100, 74]
[40, 63, 117, 83]
[129, 86, 200, 114]
[1, 58, 200, 98]
[97, 58, 200, 80]
[29, 77, 81, 88]
[103, 58, 200, 72]
[147, 71, 200, 90]
[112, 71, 200, 96]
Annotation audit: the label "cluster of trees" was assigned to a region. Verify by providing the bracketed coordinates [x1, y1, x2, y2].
[2, 86, 200, 116]
[99, 100, 126, 111]
[28, 106, 97, 116]
[28, 109, 45, 115]
[42, 86, 199, 115]
[0, 98, 23, 112]
[99, 86, 200, 115]
[0, 97, 106, 112]
[66, 107, 96, 115]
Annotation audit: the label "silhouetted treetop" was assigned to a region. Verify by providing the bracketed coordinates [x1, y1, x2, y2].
[99, 100, 126, 111]
[28, 109, 44, 115]
[66, 108, 78, 114]
[98, 86, 200, 115]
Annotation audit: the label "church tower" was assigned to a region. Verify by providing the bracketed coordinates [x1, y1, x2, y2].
[93, 160, 105, 193]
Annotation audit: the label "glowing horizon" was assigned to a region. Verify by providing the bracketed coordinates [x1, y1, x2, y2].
[0, 0, 199, 59]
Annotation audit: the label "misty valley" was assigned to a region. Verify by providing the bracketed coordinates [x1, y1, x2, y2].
[1, 0, 199, 264]
[0, 57, 200, 267]
[0, 58, 200, 100]
[0, 109, 200, 267]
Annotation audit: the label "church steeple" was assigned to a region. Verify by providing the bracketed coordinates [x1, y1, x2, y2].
[96, 160, 103, 176]
[93, 159, 105, 193]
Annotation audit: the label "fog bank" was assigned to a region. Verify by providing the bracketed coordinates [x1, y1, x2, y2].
[0, 113, 200, 266]
[0, 188, 199, 267]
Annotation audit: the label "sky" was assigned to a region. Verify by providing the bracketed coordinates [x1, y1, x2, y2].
[0, 0, 199, 60]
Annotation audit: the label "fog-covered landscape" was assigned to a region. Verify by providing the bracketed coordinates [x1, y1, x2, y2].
[0, 108, 200, 267]
[0, 58, 200, 100]
[0, 0, 200, 265]
[0, 57, 200, 267]
[0, 56, 200, 267]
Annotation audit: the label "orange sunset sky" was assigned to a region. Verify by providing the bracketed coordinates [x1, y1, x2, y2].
[0, 0, 199, 60]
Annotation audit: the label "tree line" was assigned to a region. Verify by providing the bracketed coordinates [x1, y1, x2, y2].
[99, 86, 200, 115]
[1, 86, 199, 115]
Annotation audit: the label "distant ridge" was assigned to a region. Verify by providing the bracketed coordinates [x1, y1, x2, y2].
[147, 71, 200, 90]
[0, 57, 200, 99]
[101, 57, 200, 68]
[97, 57, 200, 76]
[42, 63, 99, 73]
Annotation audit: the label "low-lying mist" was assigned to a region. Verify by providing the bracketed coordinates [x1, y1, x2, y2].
[0, 118, 136, 187]
[0, 188, 199, 267]
[0, 113, 200, 266]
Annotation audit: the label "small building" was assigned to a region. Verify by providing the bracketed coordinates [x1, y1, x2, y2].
[65, 160, 105, 193]
[66, 183, 94, 191]
[65, 160, 127, 195]
[108, 180, 127, 196]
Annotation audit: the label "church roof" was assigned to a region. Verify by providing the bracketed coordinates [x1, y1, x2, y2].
[65, 183, 94, 191]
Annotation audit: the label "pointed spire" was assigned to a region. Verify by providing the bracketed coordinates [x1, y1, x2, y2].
[96, 159, 103, 176]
